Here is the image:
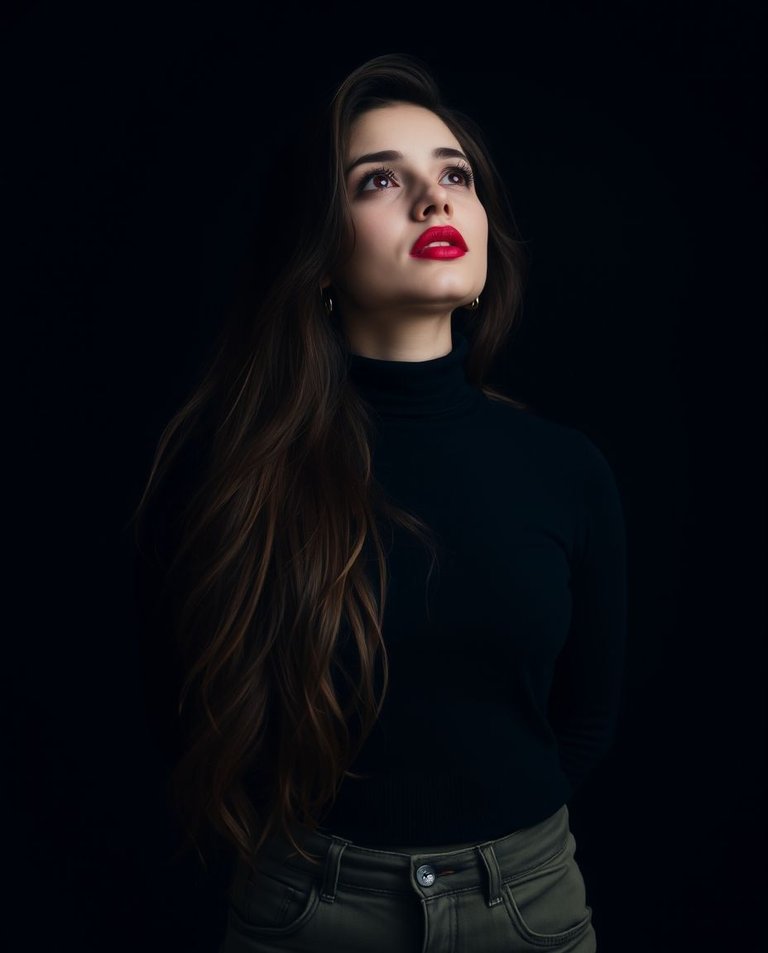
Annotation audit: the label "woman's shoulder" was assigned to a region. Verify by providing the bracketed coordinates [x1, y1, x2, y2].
[479, 394, 620, 487]
[480, 392, 591, 446]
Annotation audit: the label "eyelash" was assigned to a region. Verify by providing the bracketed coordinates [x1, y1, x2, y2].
[357, 161, 475, 193]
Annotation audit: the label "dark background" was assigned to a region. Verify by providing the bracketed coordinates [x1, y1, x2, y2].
[7, 1, 765, 951]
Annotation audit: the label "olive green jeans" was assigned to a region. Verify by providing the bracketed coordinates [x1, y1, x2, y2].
[219, 802, 597, 952]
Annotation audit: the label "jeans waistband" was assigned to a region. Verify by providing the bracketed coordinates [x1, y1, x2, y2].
[232, 802, 571, 904]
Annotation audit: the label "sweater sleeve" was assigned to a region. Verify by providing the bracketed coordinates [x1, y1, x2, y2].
[547, 433, 629, 796]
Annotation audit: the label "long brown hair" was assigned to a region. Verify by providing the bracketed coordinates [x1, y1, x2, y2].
[130, 52, 531, 876]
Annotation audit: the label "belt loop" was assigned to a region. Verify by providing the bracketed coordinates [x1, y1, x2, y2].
[477, 843, 504, 906]
[319, 836, 350, 903]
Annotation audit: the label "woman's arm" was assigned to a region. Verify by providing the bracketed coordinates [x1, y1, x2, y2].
[548, 434, 629, 796]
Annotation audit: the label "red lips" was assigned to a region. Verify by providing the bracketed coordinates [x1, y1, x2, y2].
[410, 225, 468, 258]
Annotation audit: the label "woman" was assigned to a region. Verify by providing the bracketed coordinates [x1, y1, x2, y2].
[132, 52, 627, 952]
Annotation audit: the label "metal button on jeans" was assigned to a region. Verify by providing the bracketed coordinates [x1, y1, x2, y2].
[416, 864, 436, 886]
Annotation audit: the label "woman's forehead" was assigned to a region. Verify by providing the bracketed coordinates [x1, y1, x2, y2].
[348, 103, 460, 154]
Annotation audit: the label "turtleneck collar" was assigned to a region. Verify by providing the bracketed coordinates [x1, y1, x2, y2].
[346, 328, 482, 421]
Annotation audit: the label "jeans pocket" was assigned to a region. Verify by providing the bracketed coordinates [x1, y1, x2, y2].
[502, 831, 593, 946]
[227, 863, 321, 938]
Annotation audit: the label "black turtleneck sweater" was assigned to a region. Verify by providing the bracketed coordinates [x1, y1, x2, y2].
[132, 328, 628, 849]
[314, 328, 628, 846]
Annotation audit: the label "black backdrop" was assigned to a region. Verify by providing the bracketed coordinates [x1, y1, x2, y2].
[7, 2, 765, 951]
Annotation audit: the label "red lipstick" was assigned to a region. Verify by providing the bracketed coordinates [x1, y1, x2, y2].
[410, 225, 468, 259]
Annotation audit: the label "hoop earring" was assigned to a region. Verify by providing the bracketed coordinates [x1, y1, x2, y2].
[321, 287, 334, 316]
[467, 296, 480, 310]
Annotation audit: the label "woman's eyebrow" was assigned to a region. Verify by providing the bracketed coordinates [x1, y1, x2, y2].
[345, 147, 469, 176]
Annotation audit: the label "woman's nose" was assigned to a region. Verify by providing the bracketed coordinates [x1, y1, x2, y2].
[412, 182, 452, 220]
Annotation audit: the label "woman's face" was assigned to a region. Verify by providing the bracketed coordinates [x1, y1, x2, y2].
[329, 102, 488, 326]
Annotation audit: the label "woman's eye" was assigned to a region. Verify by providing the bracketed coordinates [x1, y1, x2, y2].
[442, 168, 470, 186]
[359, 169, 398, 192]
